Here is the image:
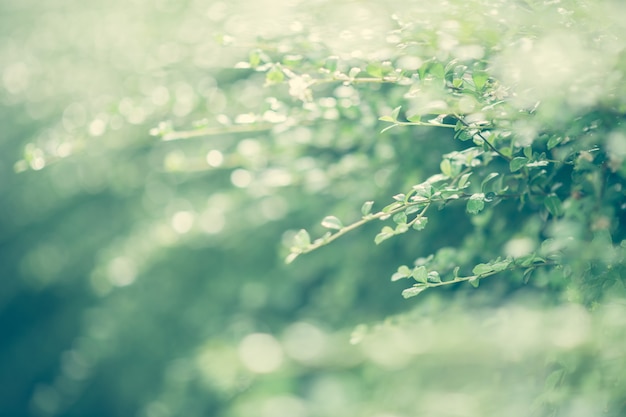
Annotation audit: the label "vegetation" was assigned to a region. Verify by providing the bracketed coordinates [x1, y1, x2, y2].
[1, 0, 625, 416]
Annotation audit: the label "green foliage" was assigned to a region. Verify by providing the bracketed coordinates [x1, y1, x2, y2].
[4, 0, 626, 416]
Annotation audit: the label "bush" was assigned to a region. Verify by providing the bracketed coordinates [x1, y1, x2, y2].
[3, 0, 626, 416]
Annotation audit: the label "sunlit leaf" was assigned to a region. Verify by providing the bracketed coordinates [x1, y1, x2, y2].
[321, 215, 343, 230]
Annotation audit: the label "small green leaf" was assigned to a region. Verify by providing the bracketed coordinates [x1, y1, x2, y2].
[547, 136, 563, 150]
[472, 259, 510, 276]
[510, 157, 529, 172]
[481, 172, 499, 191]
[321, 215, 343, 230]
[544, 194, 563, 217]
[429, 62, 445, 80]
[412, 266, 428, 283]
[466, 193, 485, 214]
[412, 216, 428, 231]
[458, 172, 472, 189]
[440, 159, 453, 177]
[391, 265, 411, 281]
[249, 49, 262, 68]
[469, 277, 480, 288]
[374, 226, 395, 245]
[406, 113, 421, 122]
[324, 56, 339, 72]
[427, 271, 441, 283]
[402, 285, 427, 299]
[361, 201, 374, 216]
[285, 252, 299, 264]
[265, 65, 284, 84]
[382, 201, 403, 213]
[348, 67, 361, 78]
[452, 78, 463, 88]
[293, 229, 311, 249]
[453, 266, 460, 277]
[393, 212, 408, 224]
[472, 263, 492, 275]
[472, 71, 489, 90]
[391, 106, 401, 121]
[523, 146, 533, 159]
[366, 62, 384, 77]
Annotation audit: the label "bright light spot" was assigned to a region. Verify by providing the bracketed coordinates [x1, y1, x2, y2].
[261, 168, 291, 187]
[235, 113, 257, 124]
[238, 333, 283, 373]
[262, 110, 286, 123]
[206, 150, 224, 167]
[231, 169, 253, 188]
[237, 139, 261, 157]
[504, 237, 535, 258]
[199, 208, 225, 234]
[283, 322, 327, 363]
[164, 151, 186, 171]
[56, 142, 72, 158]
[171, 211, 194, 234]
[88, 119, 107, 137]
[30, 156, 46, 171]
[107, 257, 137, 287]
[151, 86, 170, 106]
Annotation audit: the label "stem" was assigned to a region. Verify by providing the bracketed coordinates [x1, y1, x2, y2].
[300, 202, 430, 254]
[453, 114, 512, 161]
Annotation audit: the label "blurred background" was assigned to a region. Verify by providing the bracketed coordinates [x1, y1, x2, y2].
[1, 1, 625, 416]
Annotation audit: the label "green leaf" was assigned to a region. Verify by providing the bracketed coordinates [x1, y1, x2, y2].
[544, 194, 563, 217]
[382, 201, 403, 213]
[366, 62, 384, 77]
[412, 266, 428, 283]
[440, 159, 453, 177]
[324, 56, 339, 72]
[402, 285, 427, 299]
[509, 157, 529, 172]
[481, 172, 499, 191]
[523, 146, 533, 159]
[374, 226, 395, 245]
[547, 136, 563, 150]
[393, 212, 408, 224]
[429, 62, 445, 80]
[406, 113, 421, 122]
[472, 71, 489, 90]
[285, 252, 299, 264]
[469, 277, 480, 288]
[391, 265, 411, 281]
[427, 271, 441, 283]
[466, 193, 485, 214]
[348, 67, 361, 78]
[265, 66, 285, 85]
[412, 216, 428, 231]
[292, 229, 311, 249]
[249, 49, 262, 68]
[458, 172, 472, 188]
[361, 201, 374, 216]
[321, 215, 343, 230]
[472, 259, 511, 276]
